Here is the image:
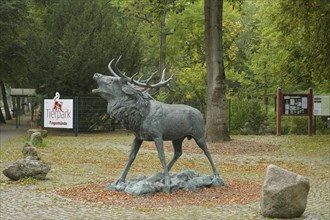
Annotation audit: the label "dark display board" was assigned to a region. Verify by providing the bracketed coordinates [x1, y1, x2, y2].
[283, 95, 308, 115]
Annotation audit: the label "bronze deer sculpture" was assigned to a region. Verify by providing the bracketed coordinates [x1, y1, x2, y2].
[92, 58, 224, 191]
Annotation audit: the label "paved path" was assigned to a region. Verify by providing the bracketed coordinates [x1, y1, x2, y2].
[0, 115, 30, 148]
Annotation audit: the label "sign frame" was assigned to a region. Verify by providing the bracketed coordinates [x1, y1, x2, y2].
[276, 88, 313, 136]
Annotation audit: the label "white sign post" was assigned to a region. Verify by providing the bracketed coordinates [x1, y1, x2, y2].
[43, 92, 73, 129]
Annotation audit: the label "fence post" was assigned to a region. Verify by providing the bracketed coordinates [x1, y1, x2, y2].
[74, 96, 79, 136]
[276, 87, 282, 136]
[308, 88, 313, 136]
[41, 97, 44, 129]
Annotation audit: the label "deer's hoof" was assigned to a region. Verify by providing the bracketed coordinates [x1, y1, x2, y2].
[115, 178, 125, 185]
[212, 176, 225, 186]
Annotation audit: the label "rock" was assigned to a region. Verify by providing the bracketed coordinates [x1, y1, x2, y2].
[107, 170, 225, 196]
[146, 172, 163, 183]
[125, 179, 156, 196]
[23, 141, 34, 148]
[260, 164, 310, 218]
[2, 159, 51, 181]
[27, 129, 48, 140]
[107, 181, 127, 192]
[22, 142, 40, 160]
[185, 176, 212, 191]
[30, 132, 43, 146]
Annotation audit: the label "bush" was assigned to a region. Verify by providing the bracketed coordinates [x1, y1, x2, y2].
[267, 112, 330, 135]
[229, 97, 268, 134]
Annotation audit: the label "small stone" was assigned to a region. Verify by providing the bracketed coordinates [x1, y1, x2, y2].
[30, 132, 43, 146]
[22, 143, 40, 160]
[27, 129, 48, 140]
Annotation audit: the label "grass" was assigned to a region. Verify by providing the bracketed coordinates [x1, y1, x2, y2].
[1, 132, 329, 188]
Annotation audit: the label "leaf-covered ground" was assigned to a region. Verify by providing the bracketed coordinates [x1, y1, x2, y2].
[55, 179, 261, 208]
[52, 135, 274, 207]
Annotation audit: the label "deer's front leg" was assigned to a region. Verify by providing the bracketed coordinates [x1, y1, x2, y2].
[115, 137, 142, 184]
[154, 137, 171, 191]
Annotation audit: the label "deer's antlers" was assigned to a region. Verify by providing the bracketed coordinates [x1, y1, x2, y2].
[108, 57, 173, 91]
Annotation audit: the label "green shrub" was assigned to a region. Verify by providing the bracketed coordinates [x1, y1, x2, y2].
[267, 112, 329, 135]
[229, 97, 268, 134]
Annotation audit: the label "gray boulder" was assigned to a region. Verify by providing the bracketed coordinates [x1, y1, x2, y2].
[30, 132, 43, 146]
[260, 164, 310, 218]
[3, 159, 51, 181]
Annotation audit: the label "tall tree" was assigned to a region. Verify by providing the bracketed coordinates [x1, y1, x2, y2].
[0, 0, 28, 120]
[0, 80, 10, 121]
[204, 0, 230, 142]
[26, 0, 142, 96]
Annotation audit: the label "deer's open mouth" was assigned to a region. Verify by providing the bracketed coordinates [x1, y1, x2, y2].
[92, 73, 101, 93]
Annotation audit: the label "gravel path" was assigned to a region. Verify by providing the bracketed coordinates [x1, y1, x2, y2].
[0, 115, 30, 148]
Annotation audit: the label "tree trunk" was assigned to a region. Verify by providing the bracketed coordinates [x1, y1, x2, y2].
[0, 80, 12, 120]
[0, 109, 5, 123]
[204, 0, 230, 142]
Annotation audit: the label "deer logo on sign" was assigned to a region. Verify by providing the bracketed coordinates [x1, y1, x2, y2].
[53, 92, 63, 112]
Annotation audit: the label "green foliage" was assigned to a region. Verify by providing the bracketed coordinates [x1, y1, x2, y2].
[1, 0, 329, 136]
[229, 97, 267, 134]
[267, 109, 329, 135]
[251, 0, 330, 92]
[0, 0, 29, 86]
[26, 0, 142, 96]
[157, 64, 207, 113]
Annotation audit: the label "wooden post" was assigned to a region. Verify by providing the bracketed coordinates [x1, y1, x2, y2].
[308, 88, 313, 136]
[276, 87, 282, 136]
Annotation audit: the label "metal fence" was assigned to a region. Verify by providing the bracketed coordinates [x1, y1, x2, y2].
[76, 97, 115, 132]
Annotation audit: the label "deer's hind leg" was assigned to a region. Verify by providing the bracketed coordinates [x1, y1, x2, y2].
[195, 137, 222, 181]
[167, 138, 184, 172]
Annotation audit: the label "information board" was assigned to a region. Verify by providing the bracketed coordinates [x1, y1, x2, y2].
[283, 95, 308, 115]
[276, 88, 313, 136]
[314, 95, 330, 116]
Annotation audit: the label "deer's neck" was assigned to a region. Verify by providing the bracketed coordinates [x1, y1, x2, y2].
[107, 97, 150, 132]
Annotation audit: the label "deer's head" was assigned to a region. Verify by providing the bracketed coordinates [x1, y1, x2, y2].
[93, 57, 173, 101]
